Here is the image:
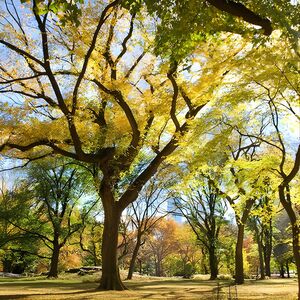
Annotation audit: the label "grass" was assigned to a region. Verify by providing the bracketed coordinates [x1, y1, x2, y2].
[0, 273, 297, 300]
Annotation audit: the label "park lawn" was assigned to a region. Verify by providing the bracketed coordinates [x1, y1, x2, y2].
[0, 275, 297, 300]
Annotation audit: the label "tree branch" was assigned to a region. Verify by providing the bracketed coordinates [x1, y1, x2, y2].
[207, 0, 272, 35]
[0, 39, 44, 67]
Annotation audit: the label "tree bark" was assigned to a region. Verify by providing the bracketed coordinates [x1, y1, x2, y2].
[264, 257, 271, 278]
[155, 257, 163, 277]
[208, 246, 218, 280]
[257, 239, 265, 280]
[263, 222, 272, 277]
[234, 198, 254, 284]
[138, 258, 142, 274]
[99, 206, 126, 290]
[279, 185, 300, 299]
[286, 262, 290, 278]
[207, 0, 272, 35]
[48, 239, 60, 278]
[254, 223, 265, 279]
[235, 223, 245, 284]
[280, 263, 285, 278]
[127, 233, 142, 280]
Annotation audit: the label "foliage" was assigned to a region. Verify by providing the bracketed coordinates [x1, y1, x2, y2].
[0, 159, 92, 275]
[174, 171, 228, 279]
[20, 0, 84, 26]
[164, 224, 201, 277]
[0, 0, 299, 293]
[0, 180, 42, 273]
[123, 0, 299, 59]
[79, 211, 103, 266]
[141, 219, 179, 277]
[0, 1, 259, 288]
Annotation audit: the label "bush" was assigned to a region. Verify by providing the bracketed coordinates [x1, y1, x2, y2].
[217, 274, 232, 280]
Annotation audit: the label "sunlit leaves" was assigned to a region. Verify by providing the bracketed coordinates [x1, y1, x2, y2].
[21, 0, 84, 26]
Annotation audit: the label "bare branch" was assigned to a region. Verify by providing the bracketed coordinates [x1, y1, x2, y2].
[72, 0, 121, 114]
[115, 13, 136, 66]
[0, 39, 44, 66]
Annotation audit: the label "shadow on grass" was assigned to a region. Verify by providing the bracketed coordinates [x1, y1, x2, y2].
[0, 278, 296, 300]
[244, 279, 297, 286]
[127, 279, 222, 289]
[0, 289, 100, 300]
[0, 279, 221, 300]
[0, 280, 97, 290]
[127, 279, 220, 299]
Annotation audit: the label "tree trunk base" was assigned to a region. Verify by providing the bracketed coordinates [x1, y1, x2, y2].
[98, 272, 127, 290]
[235, 277, 244, 285]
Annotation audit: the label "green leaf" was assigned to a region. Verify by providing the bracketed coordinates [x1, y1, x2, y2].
[49, 3, 59, 14]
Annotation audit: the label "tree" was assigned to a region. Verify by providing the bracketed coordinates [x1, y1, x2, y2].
[126, 174, 171, 280]
[1, 160, 89, 277]
[169, 224, 202, 278]
[175, 172, 228, 280]
[218, 223, 237, 276]
[29, 0, 275, 38]
[28, 160, 89, 277]
[79, 210, 103, 267]
[227, 37, 299, 297]
[0, 1, 246, 289]
[0, 180, 42, 274]
[273, 211, 294, 279]
[248, 182, 275, 278]
[200, 133, 264, 284]
[123, 0, 300, 60]
[147, 218, 179, 277]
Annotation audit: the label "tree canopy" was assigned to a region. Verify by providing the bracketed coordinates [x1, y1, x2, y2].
[0, 0, 299, 295]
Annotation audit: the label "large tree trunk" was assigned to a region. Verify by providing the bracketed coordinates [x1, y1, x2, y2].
[263, 247, 271, 278]
[48, 239, 60, 278]
[155, 257, 163, 277]
[279, 263, 285, 278]
[97, 175, 127, 291]
[264, 257, 271, 278]
[99, 206, 126, 290]
[235, 223, 245, 284]
[263, 222, 272, 277]
[279, 185, 300, 299]
[208, 246, 218, 280]
[257, 238, 265, 279]
[254, 223, 265, 279]
[235, 198, 254, 285]
[127, 233, 142, 280]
